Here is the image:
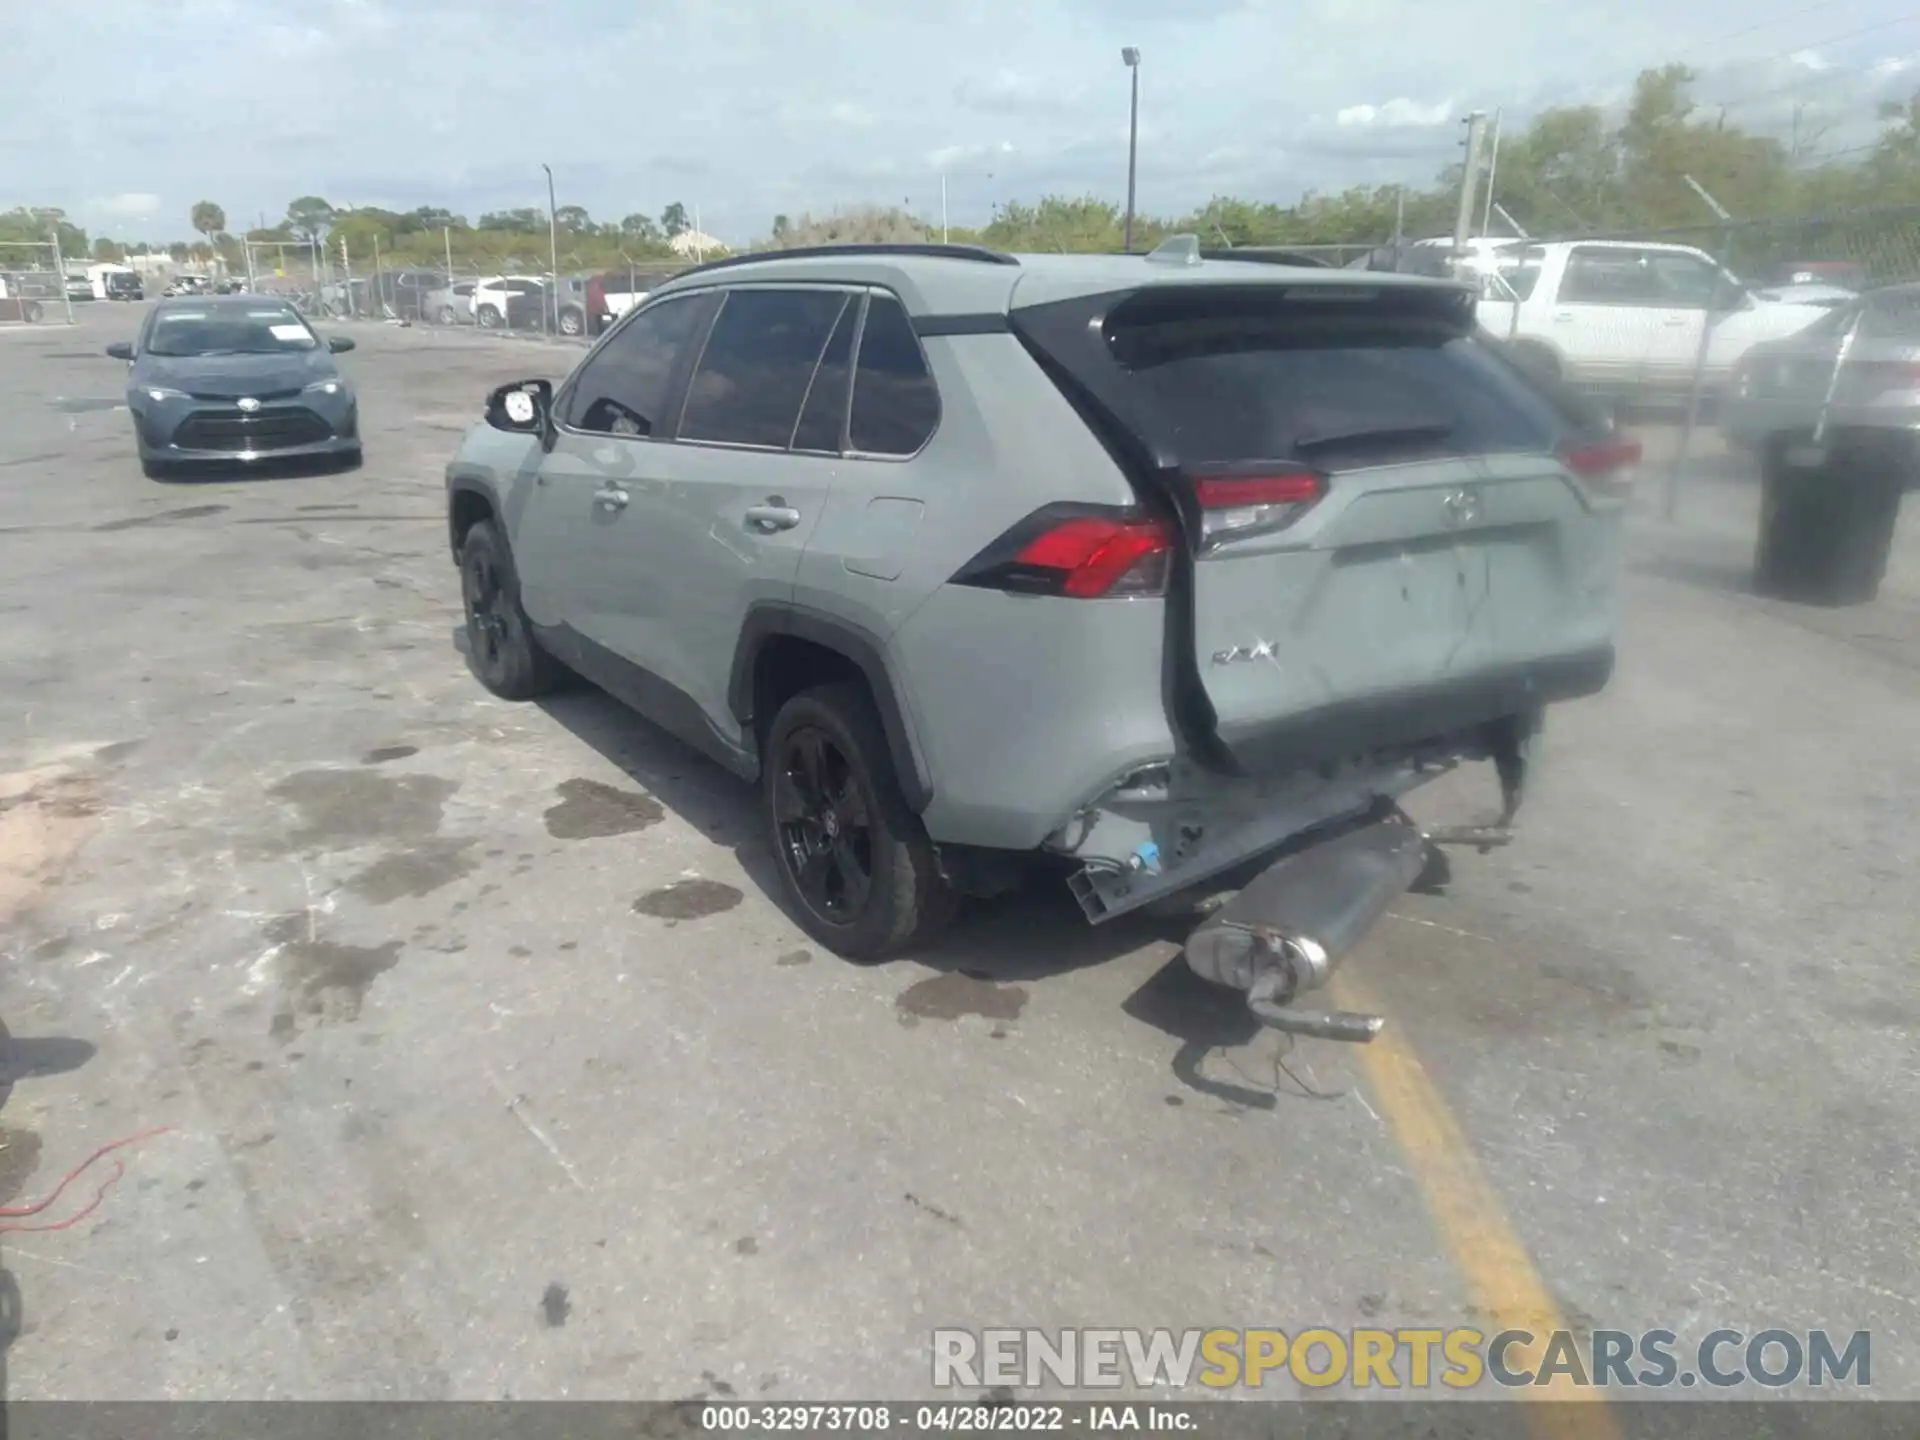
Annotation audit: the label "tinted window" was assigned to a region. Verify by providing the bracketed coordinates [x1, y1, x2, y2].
[680, 289, 848, 448]
[849, 295, 939, 455]
[791, 296, 860, 453]
[564, 292, 708, 437]
[1105, 291, 1561, 467]
[1646, 252, 1720, 307]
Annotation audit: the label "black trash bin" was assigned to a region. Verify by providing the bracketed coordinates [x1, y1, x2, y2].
[1754, 431, 1909, 605]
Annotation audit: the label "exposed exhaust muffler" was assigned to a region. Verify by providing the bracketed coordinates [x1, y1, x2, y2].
[1182, 806, 1429, 1042]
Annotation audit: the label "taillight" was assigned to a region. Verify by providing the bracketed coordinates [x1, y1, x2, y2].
[952, 505, 1174, 598]
[1561, 438, 1642, 498]
[1192, 468, 1327, 546]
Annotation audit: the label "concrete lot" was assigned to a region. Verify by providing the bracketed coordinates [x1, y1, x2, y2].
[1, 303, 1916, 1406]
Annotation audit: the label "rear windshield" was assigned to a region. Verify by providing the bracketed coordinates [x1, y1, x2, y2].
[1104, 289, 1565, 468]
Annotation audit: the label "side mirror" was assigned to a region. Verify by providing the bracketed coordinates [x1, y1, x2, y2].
[486, 379, 554, 438]
[105, 342, 134, 361]
[327, 335, 356, 353]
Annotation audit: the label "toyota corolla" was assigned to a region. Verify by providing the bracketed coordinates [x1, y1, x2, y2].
[106, 297, 362, 478]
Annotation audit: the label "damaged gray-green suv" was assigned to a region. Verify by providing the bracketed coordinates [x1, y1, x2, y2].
[445, 238, 1626, 1041]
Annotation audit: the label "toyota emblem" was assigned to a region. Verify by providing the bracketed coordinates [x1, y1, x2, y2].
[237, 397, 260, 413]
[1441, 488, 1481, 528]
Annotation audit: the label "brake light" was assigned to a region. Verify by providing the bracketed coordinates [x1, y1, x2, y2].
[1193, 468, 1326, 546]
[951, 507, 1174, 598]
[1561, 438, 1642, 497]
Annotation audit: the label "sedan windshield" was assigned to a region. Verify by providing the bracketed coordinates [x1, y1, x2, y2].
[147, 309, 317, 357]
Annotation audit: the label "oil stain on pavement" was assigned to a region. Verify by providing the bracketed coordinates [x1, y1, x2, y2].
[543, 778, 664, 839]
[262, 913, 402, 1023]
[0, 1128, 44, 1206]
[346, 839, 479, 904]
[267, 770, 458, 853]
[633, 879, 742, 919]
[895, 972, 1028, 1023]
[91, 505, 229, 532]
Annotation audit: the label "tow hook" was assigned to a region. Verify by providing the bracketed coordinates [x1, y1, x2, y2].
[1182, 807, 1429, 1043]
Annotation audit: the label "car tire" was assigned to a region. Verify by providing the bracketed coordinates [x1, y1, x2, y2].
[477, 305, 502, 330]
[334, 446, 364, 472]
[763, 683, 955, 961]
[140, 458, 172, 481]
[458, 520, 565, 699]
[559, 308, 583, 337]
[437, 306, 457, 326]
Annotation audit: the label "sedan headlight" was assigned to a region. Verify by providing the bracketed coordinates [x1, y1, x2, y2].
[304, 378, 346, 396]
[144, 386, 187, 402]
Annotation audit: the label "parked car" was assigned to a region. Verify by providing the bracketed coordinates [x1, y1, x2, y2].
[65, 274, 96, 302]
[106, 296, 362, 478]
[1766, 260, 1867, 291]
[592, 267, 680, 333]
[549, 275, 593, 337]
[442, 241, 1623, 1037]
[422, 280, 478, 325]
[163, 275, 211, 298]
[1473, 239, 1828, 400]
[100, 269, 144, 301]
[471, 276, 548, 330]
[1721, 284, 1918, 603]
[1750, 281, 1856, 309]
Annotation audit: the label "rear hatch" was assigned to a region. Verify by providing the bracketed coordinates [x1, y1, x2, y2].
[1011, 276, 1617, 774]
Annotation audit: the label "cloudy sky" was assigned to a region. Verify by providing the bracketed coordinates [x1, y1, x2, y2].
[6, 0, 1917, 245]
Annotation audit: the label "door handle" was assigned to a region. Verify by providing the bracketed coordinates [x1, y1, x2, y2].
[1663, 318, 1692, 326]
[593, 485, 629, 510]
[1551, 311, 1574, 323]
[744, 503, 801, 533]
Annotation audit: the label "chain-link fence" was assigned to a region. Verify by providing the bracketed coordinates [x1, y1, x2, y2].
[0, 240, 76, 325]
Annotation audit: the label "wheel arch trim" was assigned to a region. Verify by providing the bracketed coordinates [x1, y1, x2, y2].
[729, 604, 934, 813]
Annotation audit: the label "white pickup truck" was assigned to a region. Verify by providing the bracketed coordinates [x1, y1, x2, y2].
[1469, 239, 1827, 399]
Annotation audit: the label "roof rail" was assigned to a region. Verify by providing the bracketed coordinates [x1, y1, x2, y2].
[673, 243, 1020, 280]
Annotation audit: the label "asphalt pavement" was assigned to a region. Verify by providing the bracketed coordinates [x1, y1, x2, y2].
[0, 303, 1914, 1408]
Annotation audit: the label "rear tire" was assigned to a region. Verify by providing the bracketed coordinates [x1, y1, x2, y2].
[559, 308, 584, 337]
[458, 520, 565, 699]
[476, 305, 502, 330]
[437, 306, 457, 326]
[763, 684, 955, 961]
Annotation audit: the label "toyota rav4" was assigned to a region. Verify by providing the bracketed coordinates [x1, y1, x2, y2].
[444, 239, 1626, 1039]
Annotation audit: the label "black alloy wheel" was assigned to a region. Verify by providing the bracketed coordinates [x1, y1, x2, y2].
[773, 725, 874, 924]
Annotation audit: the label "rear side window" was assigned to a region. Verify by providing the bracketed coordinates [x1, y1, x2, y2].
[563, 291, 709, 437]
[680, 289, 850, 449]
[1105, 289, 1561, 468]
[849, 295, 940, 456]
[792, 296, 860, 453]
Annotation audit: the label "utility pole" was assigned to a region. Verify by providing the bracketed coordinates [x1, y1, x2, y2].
[542, 163, 559, 339]
[1668, 174, 1736, 522]
[1481, 108, 1503, 239]
[1121, 47, 1142, 253]
[1452, 111, 1489, 260]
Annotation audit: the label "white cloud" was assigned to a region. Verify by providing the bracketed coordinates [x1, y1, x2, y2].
[827, 102, 875, 128]
[91, 192, 162, 216]
[1336, 97, 1455, 129]
[1788, 49, 1832, 71]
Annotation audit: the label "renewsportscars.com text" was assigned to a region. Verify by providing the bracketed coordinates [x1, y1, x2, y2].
[932, 1327, 1871, 1391]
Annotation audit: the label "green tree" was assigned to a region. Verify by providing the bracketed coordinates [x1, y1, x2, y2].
[190, 201, 226, 250]
[661, 201, 690, 238]
[620, 213, 662, 243]
[284, 196, 336, 243]
[478, 208, 543, 233]
[554, 204, 593, 234]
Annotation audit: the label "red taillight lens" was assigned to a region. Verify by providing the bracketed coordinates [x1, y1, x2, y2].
[952, 507, 1174, 598]
[1192, 468, 1327, 546]
[1193, 472, 1325, 508]
[1561, 438, 1642, 496]
[1015, 516, 1173, 597]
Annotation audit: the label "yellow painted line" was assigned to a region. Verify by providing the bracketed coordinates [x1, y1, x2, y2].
[1330, 968, 1620, 1440]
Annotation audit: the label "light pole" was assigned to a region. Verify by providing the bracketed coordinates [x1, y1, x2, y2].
[542, 162, 559, 338]
[1121, 47, 1141, 253]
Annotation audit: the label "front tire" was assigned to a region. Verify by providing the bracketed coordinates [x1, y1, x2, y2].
[476, 305, 502, 330]
[559, 308, 584, 337]
[437, 305, 457, 326]
[763, 684, 955, 961]
[458, 521, 564, 699]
